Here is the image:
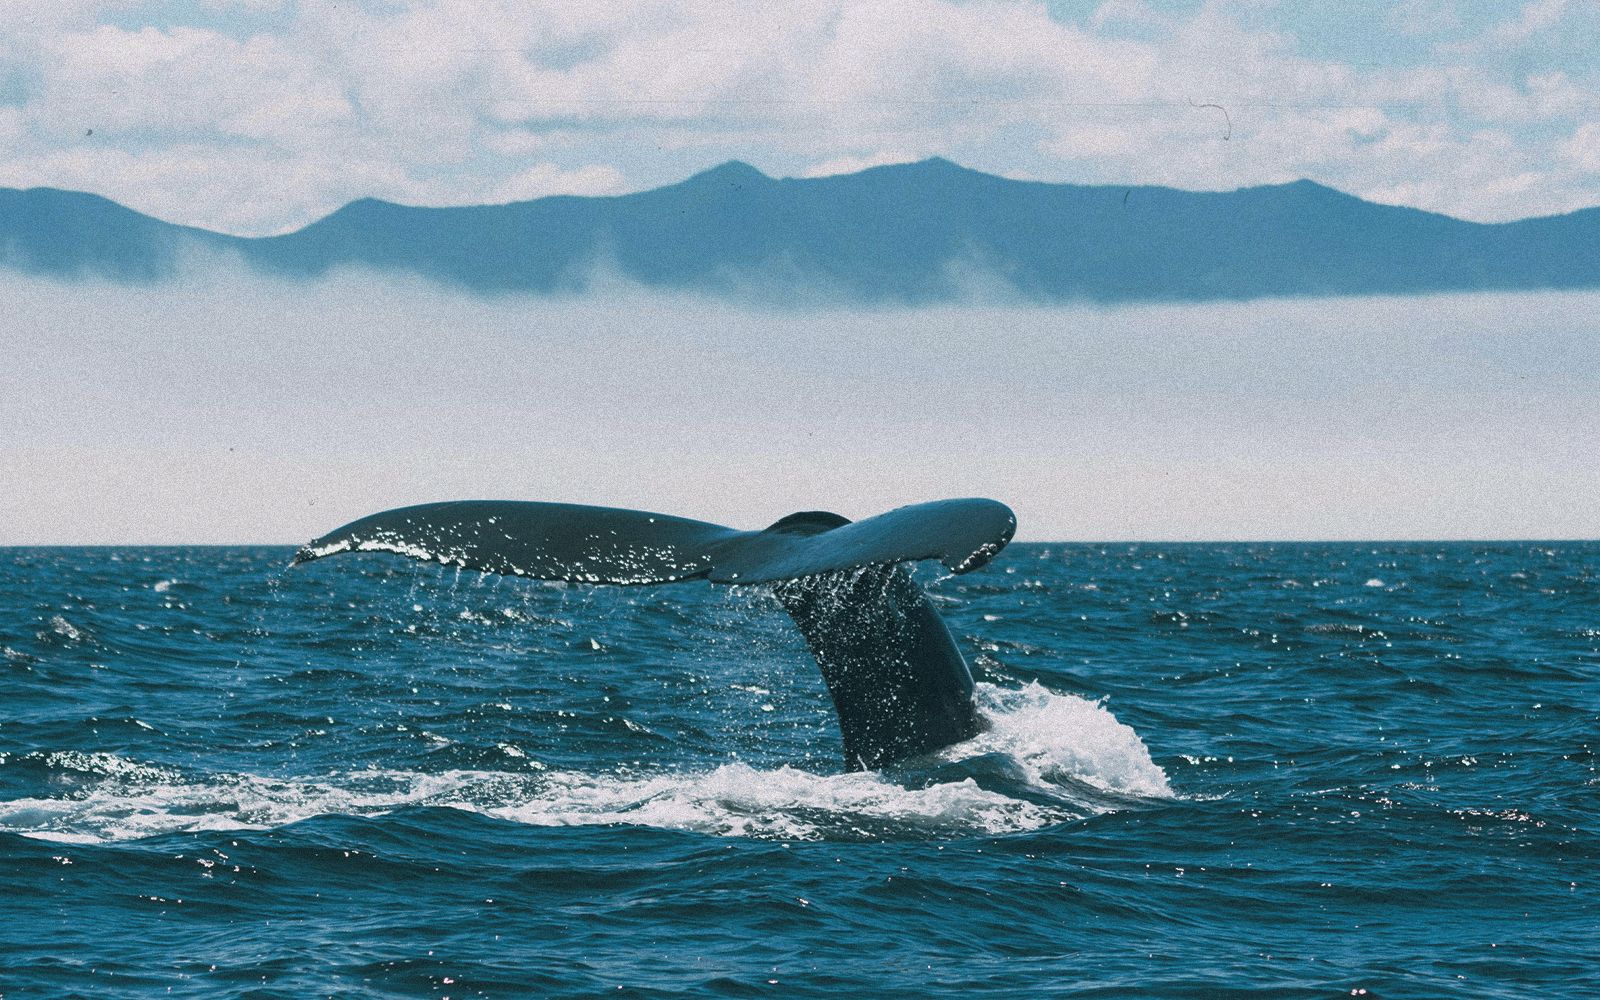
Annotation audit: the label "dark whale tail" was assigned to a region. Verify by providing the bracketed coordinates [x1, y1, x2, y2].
[291, 498, 1016, 770]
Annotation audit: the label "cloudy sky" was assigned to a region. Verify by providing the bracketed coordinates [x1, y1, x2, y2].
[3, 0, 1598, 235]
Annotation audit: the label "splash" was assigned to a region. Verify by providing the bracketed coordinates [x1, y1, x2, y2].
[965, 682, 1173, 797]
[0, 683, 1171, 844]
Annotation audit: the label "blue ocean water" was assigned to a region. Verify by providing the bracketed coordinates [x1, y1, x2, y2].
[1, 543, 1595, 999]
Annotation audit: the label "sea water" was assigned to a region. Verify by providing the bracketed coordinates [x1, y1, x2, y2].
[1, 544, 1595, 998]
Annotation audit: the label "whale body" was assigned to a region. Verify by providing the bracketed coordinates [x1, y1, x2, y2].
[291, 498, 1016, 770]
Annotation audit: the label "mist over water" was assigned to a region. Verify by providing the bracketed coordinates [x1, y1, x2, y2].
[3, 264, 1598, 543]
[2, 543, 1595, 998]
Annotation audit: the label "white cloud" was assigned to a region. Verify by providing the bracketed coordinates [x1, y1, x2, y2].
[1489, 0, 1569, 44]
[1562, 122, 1600, 172]
[802, 152, 922, 177]
[0, 106, 23, 144]
[0, 0, 1596, 231]
[484, 162, 626, 204]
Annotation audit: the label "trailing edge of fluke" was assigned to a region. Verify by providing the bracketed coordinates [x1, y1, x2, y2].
[292, 498, 1016, 770]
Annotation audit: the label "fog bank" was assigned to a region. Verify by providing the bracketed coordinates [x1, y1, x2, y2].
[3, 270, 1596, 543]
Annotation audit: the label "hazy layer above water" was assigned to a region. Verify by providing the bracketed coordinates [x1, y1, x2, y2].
[3, 268, 1596, 543]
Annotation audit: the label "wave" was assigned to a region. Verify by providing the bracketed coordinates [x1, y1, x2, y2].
[0, 683, 1171, 844]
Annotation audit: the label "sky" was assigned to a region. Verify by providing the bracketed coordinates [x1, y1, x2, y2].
[4, 269, 1598, 543]
[2, 0, 1599, 235]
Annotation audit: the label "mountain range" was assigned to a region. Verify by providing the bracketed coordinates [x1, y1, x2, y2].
[3, 157, 1597, 303]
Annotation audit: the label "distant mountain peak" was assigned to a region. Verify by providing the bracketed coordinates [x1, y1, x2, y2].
[907, 156, 965, 171]
[4, 186, 135, 212]
[864, 156, 975, 176]
[683, 160, 770, 186]
[334, 196, 395, 214]
[1279, 178, 1342, 195]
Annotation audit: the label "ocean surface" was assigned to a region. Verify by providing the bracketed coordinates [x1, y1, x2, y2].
[1, 543, 1595, 998]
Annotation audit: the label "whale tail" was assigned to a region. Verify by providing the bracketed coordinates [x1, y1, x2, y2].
[773, 565, 982, 769]
[291, 498, 1015, 770]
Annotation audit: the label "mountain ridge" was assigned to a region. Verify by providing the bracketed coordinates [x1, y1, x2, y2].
[3, 158, 1597, 303]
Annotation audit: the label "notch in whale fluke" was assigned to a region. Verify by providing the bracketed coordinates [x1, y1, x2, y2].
[292, 498, 1016, 770]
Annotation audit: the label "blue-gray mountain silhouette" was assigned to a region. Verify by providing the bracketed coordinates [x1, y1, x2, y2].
[4, 157, 1597, 302]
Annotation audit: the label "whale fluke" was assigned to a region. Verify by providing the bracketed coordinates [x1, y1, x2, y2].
[291, 500, 736, 584]
[292, 498, 1016, 769]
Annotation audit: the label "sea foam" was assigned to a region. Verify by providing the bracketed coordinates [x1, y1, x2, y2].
[0, 683, 1170, 844]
